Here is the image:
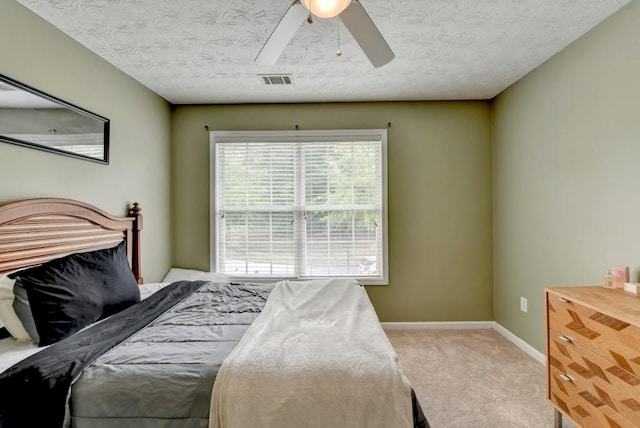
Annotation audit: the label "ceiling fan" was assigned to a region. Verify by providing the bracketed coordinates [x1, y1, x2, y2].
[255, 0, 394, 68]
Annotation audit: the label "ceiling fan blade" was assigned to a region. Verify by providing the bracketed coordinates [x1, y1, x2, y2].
[255, 0, 309, 65]
[339, 1, 394, 68]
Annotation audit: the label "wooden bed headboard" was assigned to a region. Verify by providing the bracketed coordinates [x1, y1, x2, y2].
[0, 198, 143, 283]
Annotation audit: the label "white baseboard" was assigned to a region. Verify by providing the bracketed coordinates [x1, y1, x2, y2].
[381, 321, 494, 330]
[382, 321, 546, 366]
[493, 323, 546, 365]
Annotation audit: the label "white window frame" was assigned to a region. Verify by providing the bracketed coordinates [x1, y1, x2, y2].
[209, 129, 389, 285]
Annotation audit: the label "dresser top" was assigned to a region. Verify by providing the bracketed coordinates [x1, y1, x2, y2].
[546, 286, 640, 326]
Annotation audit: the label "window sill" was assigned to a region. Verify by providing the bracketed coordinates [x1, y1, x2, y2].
[227, 275, 389, 286]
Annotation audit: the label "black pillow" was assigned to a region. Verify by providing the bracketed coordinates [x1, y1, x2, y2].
[10, 241, 140, 346]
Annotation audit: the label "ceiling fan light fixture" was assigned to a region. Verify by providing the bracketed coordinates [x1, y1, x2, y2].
[300, 0, 352, 19]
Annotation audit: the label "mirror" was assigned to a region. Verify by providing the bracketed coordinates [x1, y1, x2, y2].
[0, 74, 109, 164]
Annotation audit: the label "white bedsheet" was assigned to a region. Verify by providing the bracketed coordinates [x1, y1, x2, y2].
[210, 278, 414, 428]
[138, 282, 170, 300]
[0, 337, 42, 373]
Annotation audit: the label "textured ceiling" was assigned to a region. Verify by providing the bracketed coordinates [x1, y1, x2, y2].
[17, 0, 630, 104]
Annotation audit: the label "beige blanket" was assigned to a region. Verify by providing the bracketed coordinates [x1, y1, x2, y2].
[209, 278, 413, 428]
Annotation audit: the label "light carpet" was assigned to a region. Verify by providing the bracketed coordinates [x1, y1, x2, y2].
[386, 329, 574, 428]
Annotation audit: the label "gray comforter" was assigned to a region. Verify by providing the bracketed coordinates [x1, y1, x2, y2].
[69, 281, 274, 428]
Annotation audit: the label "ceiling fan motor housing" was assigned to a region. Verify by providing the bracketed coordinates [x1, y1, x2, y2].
[301, 0, 352, 19]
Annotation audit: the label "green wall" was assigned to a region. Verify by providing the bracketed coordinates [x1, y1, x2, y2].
[171, 102, 493, 322]
[492, 1, 640, 352]
[0, 1, 173, 282]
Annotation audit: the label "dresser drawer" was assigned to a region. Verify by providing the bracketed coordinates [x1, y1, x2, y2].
[549, 328, 640, 426]
[547, 291, 640, 377]
[549, 365, 636, 428]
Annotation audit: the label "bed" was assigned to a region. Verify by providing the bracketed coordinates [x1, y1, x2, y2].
[0, 198, 428, 428]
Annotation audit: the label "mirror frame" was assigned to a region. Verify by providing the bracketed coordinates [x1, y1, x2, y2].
[0, 73, 110, 164]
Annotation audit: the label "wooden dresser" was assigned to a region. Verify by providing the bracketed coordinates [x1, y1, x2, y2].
[546, 286, 640, 428]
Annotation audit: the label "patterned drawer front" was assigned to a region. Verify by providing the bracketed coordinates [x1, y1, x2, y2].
[549, 329, 640, 425]
[549, 365, 636, 428]
[548, 292, 640, 377]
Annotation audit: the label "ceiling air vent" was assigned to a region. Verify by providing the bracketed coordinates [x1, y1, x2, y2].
[0, 81, 17, 92]
[259, 74, 293, 85]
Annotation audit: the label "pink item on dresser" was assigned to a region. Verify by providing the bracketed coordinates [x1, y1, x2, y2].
[610, 265, 629, 288]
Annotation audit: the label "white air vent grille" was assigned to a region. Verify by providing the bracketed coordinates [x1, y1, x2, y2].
[0, 81, 17, 92]
[259, 74, 293, 85]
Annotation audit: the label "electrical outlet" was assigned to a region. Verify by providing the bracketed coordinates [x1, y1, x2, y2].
[520, 297, 528, 313]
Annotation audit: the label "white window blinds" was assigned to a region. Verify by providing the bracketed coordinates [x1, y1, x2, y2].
[211, 130, 388, 284]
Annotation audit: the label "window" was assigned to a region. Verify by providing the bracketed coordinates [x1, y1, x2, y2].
[210, 130, 388, 285]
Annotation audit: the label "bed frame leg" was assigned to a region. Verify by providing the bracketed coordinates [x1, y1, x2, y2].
[553, 409, 562, 428]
